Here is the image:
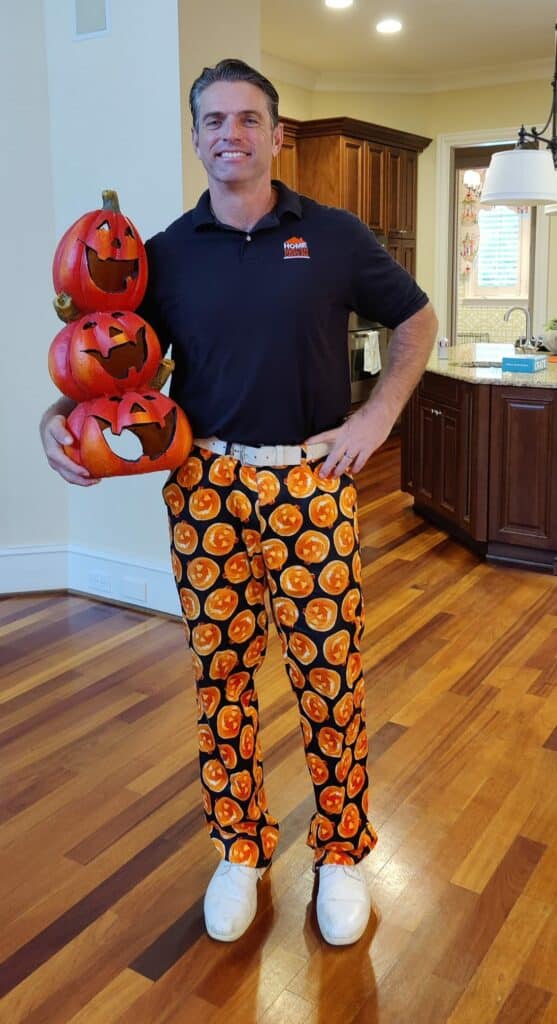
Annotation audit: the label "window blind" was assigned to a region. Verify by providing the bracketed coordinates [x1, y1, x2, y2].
[477, 207, 520, 288]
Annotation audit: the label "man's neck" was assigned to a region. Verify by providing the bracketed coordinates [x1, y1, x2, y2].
[208, 179, 277, 232]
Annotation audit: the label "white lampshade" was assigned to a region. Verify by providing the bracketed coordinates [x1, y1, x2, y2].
[480, 148, 557, 206]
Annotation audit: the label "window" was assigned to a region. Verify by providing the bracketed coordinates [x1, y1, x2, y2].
[472, 204, 530, 299]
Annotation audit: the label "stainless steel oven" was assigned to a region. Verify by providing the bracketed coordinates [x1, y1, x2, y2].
[348, 313, 388, 404]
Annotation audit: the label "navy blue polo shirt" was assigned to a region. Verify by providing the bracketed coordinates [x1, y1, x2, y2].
[137, 181, 428, 445]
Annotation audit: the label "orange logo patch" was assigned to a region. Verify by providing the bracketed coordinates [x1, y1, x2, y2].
[284, 236, 310, 260]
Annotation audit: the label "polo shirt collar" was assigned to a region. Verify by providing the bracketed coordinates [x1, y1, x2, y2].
[191, 179, 302, 230]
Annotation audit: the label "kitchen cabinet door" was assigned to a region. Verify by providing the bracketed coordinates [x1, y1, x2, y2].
[365, 143, 385, 234]
[340, 137, 366, 220]
[272, 130, 298, 190]
[386, 147, 417, 237]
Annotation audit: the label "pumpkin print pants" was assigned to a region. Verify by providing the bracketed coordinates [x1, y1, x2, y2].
[163, 444, 378, 870]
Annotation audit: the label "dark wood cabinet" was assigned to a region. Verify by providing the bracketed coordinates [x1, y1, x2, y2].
[272, 121, 298, 190]
[401, 373, 557, 572]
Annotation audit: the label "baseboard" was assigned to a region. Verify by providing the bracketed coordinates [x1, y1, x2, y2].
[0, 545, 180, 616]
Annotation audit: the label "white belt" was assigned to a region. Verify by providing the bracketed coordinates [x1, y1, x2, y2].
[194, 436, 331, 467]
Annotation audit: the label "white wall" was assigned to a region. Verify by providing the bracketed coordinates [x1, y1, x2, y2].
[0, 2, 68, 588]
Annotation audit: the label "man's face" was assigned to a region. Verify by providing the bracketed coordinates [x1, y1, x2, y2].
[192, 80, 283, 187]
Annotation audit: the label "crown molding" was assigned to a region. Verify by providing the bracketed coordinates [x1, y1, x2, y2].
[262, 52, 553, 96]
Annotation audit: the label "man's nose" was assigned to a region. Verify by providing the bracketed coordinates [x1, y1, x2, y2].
[222, 116, 243, 140]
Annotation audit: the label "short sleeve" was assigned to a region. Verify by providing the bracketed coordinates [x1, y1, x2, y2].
[348, 221, 429, 329]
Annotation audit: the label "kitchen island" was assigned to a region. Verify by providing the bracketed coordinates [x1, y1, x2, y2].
[400, 345, 557, 573]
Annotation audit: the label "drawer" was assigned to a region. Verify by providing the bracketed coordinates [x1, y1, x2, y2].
[419, 372, 461, 408]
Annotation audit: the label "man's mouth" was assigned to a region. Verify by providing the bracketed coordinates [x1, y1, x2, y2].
[217, 151, 250, 160]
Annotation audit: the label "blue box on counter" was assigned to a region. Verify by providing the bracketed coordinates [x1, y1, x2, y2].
[501, 354, 548, 373]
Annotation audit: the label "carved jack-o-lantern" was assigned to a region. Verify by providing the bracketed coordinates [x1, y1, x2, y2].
[53, 190, 148, 320]
[64, 390, 192, 478]
[48, 312, 162, 400]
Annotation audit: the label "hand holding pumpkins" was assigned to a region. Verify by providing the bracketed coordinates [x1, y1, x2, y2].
[48, 189, 192, 478]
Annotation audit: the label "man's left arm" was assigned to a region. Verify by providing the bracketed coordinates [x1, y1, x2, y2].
[306, 301, 438, 478]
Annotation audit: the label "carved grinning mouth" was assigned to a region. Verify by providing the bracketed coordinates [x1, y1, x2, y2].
[94, 407, 177, 462]
[84, 327, 148, 379]
[85, 245, 139, 293]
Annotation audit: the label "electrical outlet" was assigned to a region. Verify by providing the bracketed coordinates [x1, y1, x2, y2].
[122, 576, 147, 603]
[88, 571, 111, 594]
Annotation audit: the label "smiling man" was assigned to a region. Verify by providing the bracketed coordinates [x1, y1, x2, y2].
[40, 58, 437, 947]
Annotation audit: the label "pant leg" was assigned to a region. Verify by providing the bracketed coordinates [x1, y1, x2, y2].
[163, 446, 280, 869]
[255, 458, 377, 868]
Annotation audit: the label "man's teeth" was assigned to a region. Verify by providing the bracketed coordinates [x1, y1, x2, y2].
[219, 151, 248, 159]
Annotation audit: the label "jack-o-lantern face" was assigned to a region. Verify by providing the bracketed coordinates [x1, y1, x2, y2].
[288, 632, 318, 665]
[239, 723, 255, 759]
[318, 560, 350, 596]
[341, 589, 361, 622]
[340, 484, 358, 519]
[198, 724, 215, 753]
[198, 686, 221, 717]
[243, 635, 267, 668]
[230, 769, 253, 801]
[208, 456, 236, 487]
[335, 747, 353, 784]
[179, 589, 198, 618]
[189, 488, 221, 521]
[308, 667, 341, 699]
[164, 484, 184, 516]
[202, 523, 238, 557]
[269, 504, 303, 536]
[171, 550, 182, 583]
[286, 659, 305, 690]
[273, 596, 299, 627]
[65, 391, 192, 478]
[173, 522, 198, 555]
[256, 470, 280, 505]
[187, 557, 220, 591]
[334, 692, 354, 728]
[294, 530, 330, 564]
[353, 678, 366, 709]
[347, 652, 363, 686]
[177, 457, 203, 489]
[301, 690, 329, 723]
[48, 312, 162, 400]
[286, 463, 316, 498]
[205, 587, 239, 620]
[280, 565, 315, 598]
[191, 652, 204, 682]
[216, 704, 242, 738]
[245, 579, 265, 607]
[304, 598, 338, 632]
[52, 190, 147, 316]
[214, 796, 244, 827]
[309, 494, 338, 528]
[210, 650, 239, 681]
[323, 630, 351, 666]
[347, 764, 366, 799]
[300, 716, 312, 747]
[121, 331, 207, 419]
[219, 743, 237, 770]
[319, 785, 345, 815]
[261, 825, 279, 860]
[202, 759, 228, 792]
[334, 522, 355, 558]
[241, 529, 260, 557]
[225, 671, 250, 701]
[229, 838, 259, 866]
[223, 552, 251, 584]
[228, 610, 256, 645]
[192, 622, 222, 657]
[226, 490, 253, 522]
[354, 729, 368, 760]
[261, 538, 289, 571]
[307, 753, 329, 785]
[346, 714, 361, 746]
[317, 726, 343, 758]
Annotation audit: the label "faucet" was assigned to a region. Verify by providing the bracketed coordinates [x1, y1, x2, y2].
[503, 306, 531, 348]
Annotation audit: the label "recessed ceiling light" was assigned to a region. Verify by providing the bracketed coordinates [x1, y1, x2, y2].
[376, 18, 402, 33]
[325, 0, 353, 9]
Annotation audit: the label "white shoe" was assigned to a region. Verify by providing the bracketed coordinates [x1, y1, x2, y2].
[316, 863, 371, 945]
[203, 860, 266, 942]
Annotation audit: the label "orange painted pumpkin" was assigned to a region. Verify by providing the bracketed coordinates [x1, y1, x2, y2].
[202, 523, 238, 557]
[256, 470, 280, 505]
[261, 825, 279, 860]
[202, 759, 228, 792]
[285, 463, 316, 498]
[228, 610, 256, 645]
[272, 596, 299, 627]
[189, 488, 221, 521]
[208, 455, 236, 487]
[318, 560, 350, 596]
[341, 589, 361, 622]
[261, 538, 289, 571]
[323, 629, 351, 666]
[280, 565, 315, 598]
[333, 692, 354, 728]
[230, 770, 253, 801]
[245, 579, 265, 607]
[226, 490, 253, 521]
[308, 667, 341, 699]
[204, 587, 239, 620]
[229, 838, 259, 866]
[173, 522, 198, 555]
[239, 723, 255, 759]
[335, 747, 353, 783]
[198, 724, 216, 753]
[223, 552, 251, 584]
[288, 632, 318, 665]
[307, 753, 329, 785]
[210, 650, 239, 681]
[268, 503, 304, 536]
[65, 391, 192, 478]
[163, 483, 185, 516]
[347, 764, 366, 799]
[243, 635, 267, 667]
[304, 598, 338, 632]
[214, 796, 244, 827]
[198, 686, 221, 717]
[219, 743, 238, 770]
[225, 671, 250, 701]
[191, 622, 222, 657]
[294, 530, 330, 564]
[186, 557, 220, 591]
[319, 785, 345, 815]
[52, 190, 147, 317]
[177, 457, 203, 489]
[317, 726, 343, 758]
[301, 690, 329, 723]
[48, 311, 161, 400]
[309, 494, 338, 528]
[334, 521, 355, 557]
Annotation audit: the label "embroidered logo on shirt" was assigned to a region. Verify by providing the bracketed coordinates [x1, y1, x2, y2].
[283, 236, 310, 260]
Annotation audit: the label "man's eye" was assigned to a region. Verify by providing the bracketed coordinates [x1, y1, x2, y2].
[245, 117, 258, 125]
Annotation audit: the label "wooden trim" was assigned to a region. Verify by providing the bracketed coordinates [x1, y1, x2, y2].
[280, 116, 431, 153]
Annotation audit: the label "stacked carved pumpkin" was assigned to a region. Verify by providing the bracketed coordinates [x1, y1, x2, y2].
[49, 189, 192, 476]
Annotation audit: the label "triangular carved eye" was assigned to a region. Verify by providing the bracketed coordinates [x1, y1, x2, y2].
[83, 321, 97, 329]
[130, 402, 144, 413]
[108, 326, 124, 337]
[109, 395, 122, 403]
[125, 226, 135, 238]
[97, 220, 111, 231]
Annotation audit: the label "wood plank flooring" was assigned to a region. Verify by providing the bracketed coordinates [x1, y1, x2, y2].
[1, 437, 556, 1023]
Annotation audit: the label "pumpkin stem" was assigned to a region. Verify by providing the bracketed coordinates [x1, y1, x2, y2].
[102, 189, 120, 213]
[149, 358, 175, 391]
[53, 292, 81, 323]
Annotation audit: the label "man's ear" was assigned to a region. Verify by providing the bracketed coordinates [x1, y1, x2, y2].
[272, 122, 284, 158]
[191, 124, 200, 158]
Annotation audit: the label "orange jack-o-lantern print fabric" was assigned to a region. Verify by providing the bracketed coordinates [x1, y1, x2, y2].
[163, 445, 377, 869]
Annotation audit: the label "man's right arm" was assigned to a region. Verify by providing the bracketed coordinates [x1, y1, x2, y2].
[39, 396, 100, 486]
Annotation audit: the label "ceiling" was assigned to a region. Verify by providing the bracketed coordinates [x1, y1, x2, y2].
[261, 0, 557, 84]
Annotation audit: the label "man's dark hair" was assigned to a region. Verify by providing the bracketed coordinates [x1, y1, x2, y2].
[189, 58, 280, 132]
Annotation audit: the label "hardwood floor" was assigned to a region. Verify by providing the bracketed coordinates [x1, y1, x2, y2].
[1, 437, 556, 1023]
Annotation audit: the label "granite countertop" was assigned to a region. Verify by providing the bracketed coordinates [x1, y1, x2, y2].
[426, 343, 557, 389]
